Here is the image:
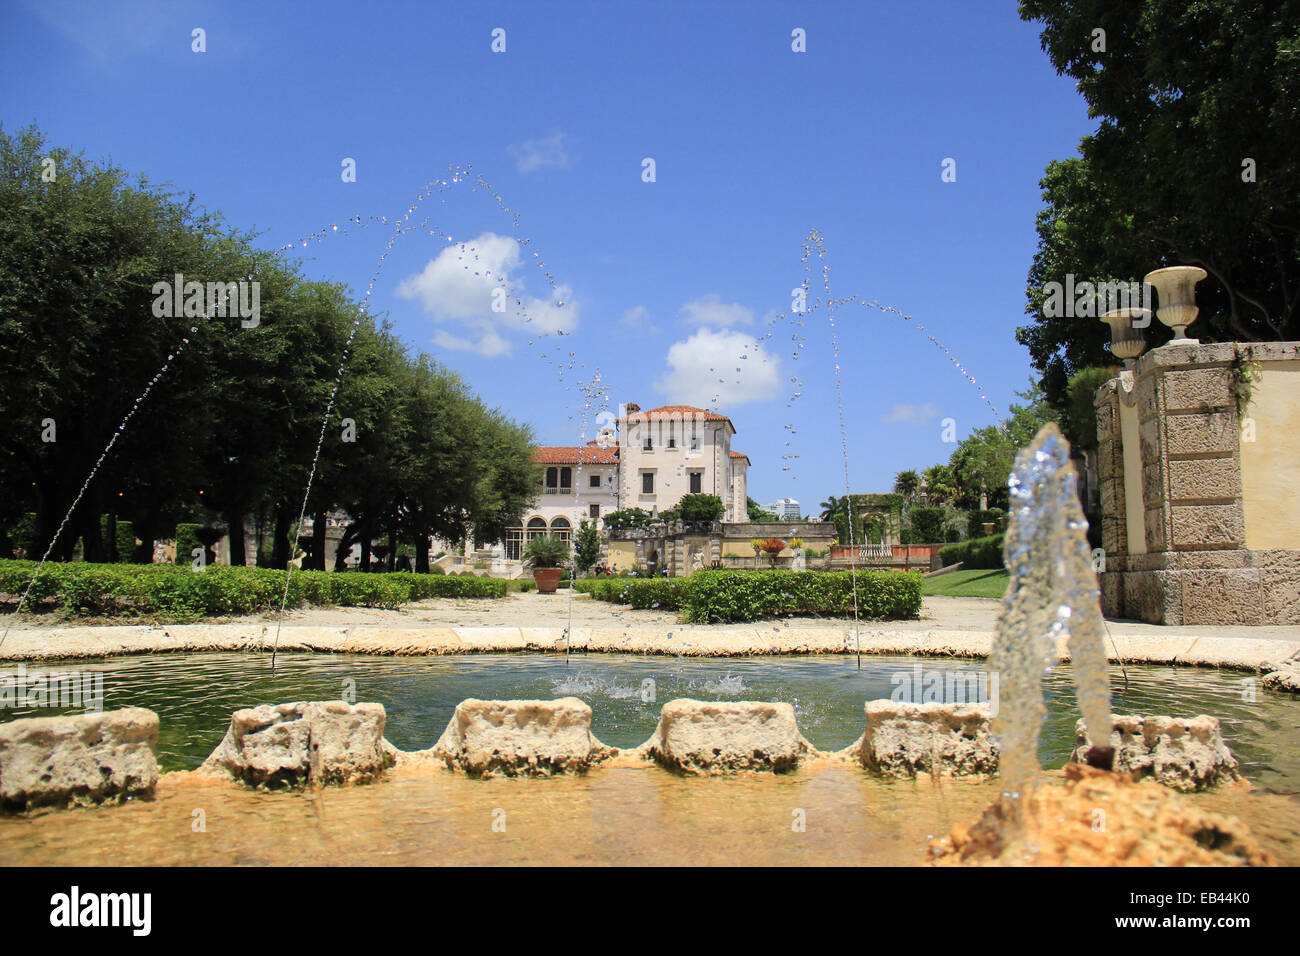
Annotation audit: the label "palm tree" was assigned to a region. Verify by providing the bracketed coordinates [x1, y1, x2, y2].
[922, 465, 957, 506]
[818, 495, 841, 522]
[893, 470, 921, 501]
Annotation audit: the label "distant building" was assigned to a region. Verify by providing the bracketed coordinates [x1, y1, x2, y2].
[765, 497, 801, 521]
[488, 402, 751, 563]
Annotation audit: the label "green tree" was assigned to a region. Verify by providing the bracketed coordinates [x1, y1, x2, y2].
[1062, 365, 1121, 451]
[818, 495, 842, 521]
[1017, 0, 1300, 409]
[746, 496, 778, 522]
[892, 470, 921, 501]
[949, 385, 1058, 510]
[921, 465, 958, 506]
[676, 493, 725, 523]
[0, 124, 540, 571]
[573, 518, 601, 574]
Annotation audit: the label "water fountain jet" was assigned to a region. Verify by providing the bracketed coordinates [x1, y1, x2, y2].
[987, 423, 1113, 814]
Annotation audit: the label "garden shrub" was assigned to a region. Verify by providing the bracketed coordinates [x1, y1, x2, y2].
[98, 516, 136, 562]
[174, 523, 203, 566]
[938, 533, 1005, 570]
[907, 507, 946, 543]
[0, 559, 506, 621]
[966, 509, 1005, 540]
[679, 569, 921, 624]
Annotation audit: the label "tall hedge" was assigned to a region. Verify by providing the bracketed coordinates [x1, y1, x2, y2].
[99, 516, 135, 562]
[908, 507, 946, 543]
[174, 523, 203, 567]
[939, 533, 1005, 570]
[966, 509, 1005, 539]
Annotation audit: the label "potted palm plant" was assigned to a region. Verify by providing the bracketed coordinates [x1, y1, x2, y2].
[522, 534, 571, 594]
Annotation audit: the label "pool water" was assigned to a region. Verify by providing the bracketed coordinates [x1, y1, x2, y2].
[5, 652, 1298, 790]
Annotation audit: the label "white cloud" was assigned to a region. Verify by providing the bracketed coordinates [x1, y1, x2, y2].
[396, 232, 577, 356]
[679, 295, 753, 327]
[433, 329, 510, 358]
[508, 130, 570, 173]
[882, 402, 941, 425]
[619, 305, 658, 333]
[656, 328, 780, 408]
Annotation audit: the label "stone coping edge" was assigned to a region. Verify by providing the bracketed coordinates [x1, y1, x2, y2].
[0, 624, 1296, 674]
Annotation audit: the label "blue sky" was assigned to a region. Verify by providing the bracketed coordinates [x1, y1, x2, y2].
[0, 0, 1095, 511]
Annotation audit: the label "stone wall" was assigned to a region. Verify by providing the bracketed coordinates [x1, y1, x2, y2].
[603, 520, 834, 576]
[1096, 341, 1300, 624]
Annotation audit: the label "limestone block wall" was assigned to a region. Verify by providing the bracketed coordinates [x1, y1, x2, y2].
[1095, 342, 1300, 625]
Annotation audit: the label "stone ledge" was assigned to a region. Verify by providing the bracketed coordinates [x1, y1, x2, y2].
[640, 699, 816, 774]
[2, 623, 1297, 671]
[1074, 714, 1239, 792]
[427, 697, 616, 777]
[0, 707, 158, 811]
[200, 701, 391, 788]
[845, 701, 998, 778]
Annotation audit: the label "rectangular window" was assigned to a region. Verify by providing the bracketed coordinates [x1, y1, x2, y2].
[559, 467, 572, 489]
[667, 425, 676, 449]
[505, 528, 523, 561]
[689, 471, 702, 494]
[690, 435, 700, 451]
[643, 437, 653, 451]
[641, 472, 654, 495]
[589, 474, 601, 488]
[589, 504, 600, 520]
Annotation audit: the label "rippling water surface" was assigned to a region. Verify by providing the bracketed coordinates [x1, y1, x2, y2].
[3, 652, 1298, 867]
[5, 652, 1298, 787]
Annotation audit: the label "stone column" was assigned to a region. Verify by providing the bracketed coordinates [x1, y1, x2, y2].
[1095, 381, 1125, 617]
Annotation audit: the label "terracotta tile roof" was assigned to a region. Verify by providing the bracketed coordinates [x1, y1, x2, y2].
[622, 404, 730, 421]
[533, 446, 619, 464]
[729, 450, 750, 463]
[619, 404, 735, 434]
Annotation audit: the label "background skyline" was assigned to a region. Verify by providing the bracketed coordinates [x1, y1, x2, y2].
[0, 0, 1098, 509]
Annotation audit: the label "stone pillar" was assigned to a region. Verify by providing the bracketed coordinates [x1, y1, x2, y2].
[1096, 342, 1300, 625]
[1094, 379, 1127, 619]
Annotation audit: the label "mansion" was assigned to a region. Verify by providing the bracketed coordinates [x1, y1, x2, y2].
[500, 402, 750, 561]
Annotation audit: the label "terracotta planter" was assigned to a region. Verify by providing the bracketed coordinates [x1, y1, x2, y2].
[532, 568, 564, 594]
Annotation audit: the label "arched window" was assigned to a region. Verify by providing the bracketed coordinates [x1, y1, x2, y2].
[549, 516, 572, 543]
[526, 517, 548, 541]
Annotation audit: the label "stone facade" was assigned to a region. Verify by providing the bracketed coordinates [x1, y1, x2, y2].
[1095, 342, 1300, 625]
[606, 519, 836, 576]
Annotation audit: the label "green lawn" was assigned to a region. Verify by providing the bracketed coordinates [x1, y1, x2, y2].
[921, 568, 1009, 599]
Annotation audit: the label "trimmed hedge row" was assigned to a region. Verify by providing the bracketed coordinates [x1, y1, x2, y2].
[573, 577, 684, 610]
[938, 534, 1005, 570]
[0, 560, 506, 621]
[680, 569, 921, 623]
[574, 569, 920, 623]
